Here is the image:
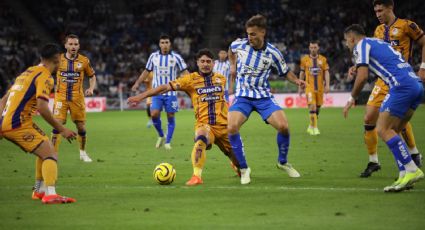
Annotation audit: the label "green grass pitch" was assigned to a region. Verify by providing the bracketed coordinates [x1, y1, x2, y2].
[1, 107, 424, 229]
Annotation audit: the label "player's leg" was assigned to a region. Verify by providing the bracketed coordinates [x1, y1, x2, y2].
[308, 103, 317, 135]
[401, 122, 422, 167]
[214, 127, 241, 177]
[164, 96, 178, 150]
[360, 105, 381, 177]
[70, 100, 91, 162]
[51, 100, 68, 153]
[186, 125, 211, 186]
[146, 98, 153, 128]
[150, 96, 165, 148]
[314, 92, 324, 135]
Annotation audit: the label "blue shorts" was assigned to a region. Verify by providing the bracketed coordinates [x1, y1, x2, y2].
[380, 82, 424, 118]
[229, 96, 282, 121]
[151, 95, 179, 113]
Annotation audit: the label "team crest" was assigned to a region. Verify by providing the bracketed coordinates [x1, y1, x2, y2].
[22, 133, 35, 142]
[215, 78, 222, 84]
[77, 63, 83, 69]
[318, 60, 323, 65]
[392, 28, 398, 35]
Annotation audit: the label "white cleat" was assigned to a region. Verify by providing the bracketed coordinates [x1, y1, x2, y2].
[277, 162, 301, 178]
[155, 137, 165, 148]
[240, 168, 251, 185]
[80, 152, 93, 163]
[164, 143, 172, 151]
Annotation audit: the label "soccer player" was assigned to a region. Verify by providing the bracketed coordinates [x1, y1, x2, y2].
[133, 35, 189, 150]
[227, 15, 305, 185]
[343, 24, 424, 192]
[299, 41, 330, 135]
[51, 34, 97, 162]
[132, 71, 154, 128]
[213, 49, 231, 101]
[0, 44, 77, 204]
[353, 0, 425, 177]
[128, 49, 240, 186]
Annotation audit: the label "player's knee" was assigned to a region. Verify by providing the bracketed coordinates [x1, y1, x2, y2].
[151, 111, 160, 118]
[363, 113, 377, 125]
[227, 123, 240, 134]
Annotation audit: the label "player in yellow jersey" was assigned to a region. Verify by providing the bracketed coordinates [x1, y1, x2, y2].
[299, 41, 330, 135]
[350, 0, 425, 177]
[0, 44, 77, 204]
[51, 34, 97, 162]
[128, 49, 240, 186]
[132, 71, 154, 128]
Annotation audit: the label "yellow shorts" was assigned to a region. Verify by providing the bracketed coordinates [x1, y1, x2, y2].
[306, 90, 323, 106]
[195, 123, 232, 156]
[53, 99, 86, 122]
[367, 79, 389, 108]
[2, 123, 48, 153]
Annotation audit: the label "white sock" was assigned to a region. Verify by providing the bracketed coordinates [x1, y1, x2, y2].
[34, 179, 43, 192]
[404, 160, 418, 173]
[399, 170, 406, 178]
[369, 153, 379, 163]
[80, 150, 86, 156]
[409, 147, 419, 155]
[46, 186, 56, 196]
[39, 181, 46, 193]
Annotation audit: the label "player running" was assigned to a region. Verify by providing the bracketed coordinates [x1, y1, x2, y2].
[213, 49, 231, 102]
[298, 41, 330, 135]
[343, 24, 424, 192]
[0, 44, 77, 204]
[128, 49, 240, 186]
[51, 34, 97, 162]
[227, 15, 305, 185]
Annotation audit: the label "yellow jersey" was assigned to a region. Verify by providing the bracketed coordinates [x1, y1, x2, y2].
[169, 72, 227, 126]
[55, 53, 95, 101]
[300, 54, 329, 92]
[1, 65, 54, 131]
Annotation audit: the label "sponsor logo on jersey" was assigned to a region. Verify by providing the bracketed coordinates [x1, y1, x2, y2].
[60, 72, 81, 77]
[196, 86, 222, 95]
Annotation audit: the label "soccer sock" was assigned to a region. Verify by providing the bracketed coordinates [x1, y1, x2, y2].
[316, 106, 321, 118]
[78, 131, 87, 152]
[166, 117, 175, 144]
[229, 133, 248, 169]
[42, 157, 58, 195]
[401, 122, 419, 154]
[191, 135, 207, 177]
[309, 110, 317, 128]
[386, 135, 417, 172]
[152, 117, 164, 137]
[51, 129, 62, 153]
[277, 132, 290, 165]
[364, 125, 378, 162]
[34, 156, 43, 192]
[147, 106, 151, 118]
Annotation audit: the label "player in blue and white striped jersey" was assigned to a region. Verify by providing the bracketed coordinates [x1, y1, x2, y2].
[131, 35, 189, 150]
[213, 49, 231, 101]
[343, 24, 424, 192]
[227, 15, 306, 185]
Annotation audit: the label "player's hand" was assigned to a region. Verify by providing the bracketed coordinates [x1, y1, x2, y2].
[60, 128, 77, 143]
[347, 66, 357, 81]
[85, 88, 94, 96]
[418, 68, 425, 82]
[296, 79, 306, 90]
[324, 85, 330, 94]
[343, 96, 355, 119]
[131, 83, 139, 92]
[228, 87, 234, 95]
[127, 94, 144, 106]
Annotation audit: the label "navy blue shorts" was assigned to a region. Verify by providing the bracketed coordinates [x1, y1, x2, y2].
[229, 96, 282, 121]
[151, 95, 179, 113]
[380, 82, 423, 118]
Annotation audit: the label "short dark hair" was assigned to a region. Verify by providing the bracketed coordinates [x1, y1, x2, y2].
[159, 34, 171, 41]
[309, 40, 320, 45]
[64, 34, 79, 43]
[373, 0, 394, 7]
[245, 14, 267, 29]
[344, 24, 366, 36]
[196, 48, 215, 60]
[40, 43, 61, 60]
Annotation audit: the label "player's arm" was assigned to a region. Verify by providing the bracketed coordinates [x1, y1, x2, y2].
[128, 84, 172, 105]
[343, 66, 368, 118]
[228, 48, 237, 95]
[85, 75, 96, 96]
[286, 71, 305, 89]
[416, 36, 425, 81]
[324, 70, 330, 93]
[0, 91, 9, 115]
[298, 70, 305, 96]
[131, 70, 150, 92]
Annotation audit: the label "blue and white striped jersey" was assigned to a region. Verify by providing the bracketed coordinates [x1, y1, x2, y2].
[353, 38, 420, 88]
[230, 38, 290, 98]
[213, 60, 230, 90]
[146, 50, 187, 96]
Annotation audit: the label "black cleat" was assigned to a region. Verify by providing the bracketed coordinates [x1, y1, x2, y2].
[411, 153, 422, 168]
[360, 162, 381, 178]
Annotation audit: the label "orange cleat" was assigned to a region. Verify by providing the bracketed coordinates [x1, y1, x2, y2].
[41, 194, 76, 204]
[185, 175, 203, 186]
[32, 191, 45, 200]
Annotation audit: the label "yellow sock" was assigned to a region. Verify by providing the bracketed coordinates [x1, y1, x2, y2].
[309, 111, 317, 128]
[364, 125, 378, 155]
[42, 158, 57, 187]
[78, 132, 87, 151]
[401, 122, 416, 149]
[51, 132, 62, 153]
[191, 138, 207, 177]
[35, 156, 43, 180]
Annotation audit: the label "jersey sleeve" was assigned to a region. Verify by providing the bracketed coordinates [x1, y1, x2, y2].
[230, 39, 243, 53]
[175, 54, 188, 72]
[300, 56, 306, 72]
[169, 74, 191, 92]
[322, 57, 329, 71]
[271, 50, 290, 77]
[85, 59, 95, 77]
[405, 20, 424, 41]
[35, 72, 54, 101]
[354, 40, 371, 67]
[145, 54, 154, 71]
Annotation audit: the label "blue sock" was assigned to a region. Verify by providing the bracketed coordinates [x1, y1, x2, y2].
[277, 132, 290, 164]
[166, 117, 175, 144]
[386, 135, 413, 168]
[229, 133, 248, 169]
[152, 117, 164, 137]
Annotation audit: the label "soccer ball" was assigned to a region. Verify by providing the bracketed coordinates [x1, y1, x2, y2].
[153, 163, 176, 185]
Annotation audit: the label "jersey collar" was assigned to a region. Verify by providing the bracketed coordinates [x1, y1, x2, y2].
[64, 53, 79, 61]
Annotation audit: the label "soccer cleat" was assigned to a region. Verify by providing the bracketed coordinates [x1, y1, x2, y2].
[80, 153, 93, 162]
[155, 137, 165, 148]
[32, 190, 45, 200]
[146, 119, 153, 128]
[411, 153, 422, 168]
[240, 168, 251, 185]
[394, 169, 424, 191]
[230, 161, 241, 177]
[306, 127, 313, 135]
[384, 177, 403, 193]
[360, 162, 381, 178]
[185, 175, 203, 186]
[277, 162, 301, 178]
[164, 143, 172, 151]
[41, 194, 76, 204]
[312, 128, 320, 135]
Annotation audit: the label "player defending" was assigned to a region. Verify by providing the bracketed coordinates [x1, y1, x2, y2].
[352, 0, 425, 177]
[51, 34, 97, 162]
[128, 49, 240, 185]
[227, 15, 305, 184]
[132, 71, 154, 128]
[132, 35, 189, 150]
[299, 41, 330, 135]
[0, 44, 77, 204]
[213, 49, 231, 101]
[343, 24, 424, 192]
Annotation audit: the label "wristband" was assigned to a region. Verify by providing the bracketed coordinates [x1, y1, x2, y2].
[348, 95, 355, 103]
[420, 62, 425, 69]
